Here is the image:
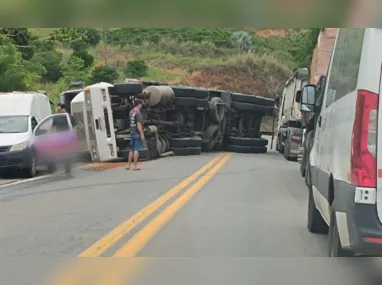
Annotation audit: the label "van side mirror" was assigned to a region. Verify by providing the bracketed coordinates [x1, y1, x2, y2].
[300, 85, 316, 112]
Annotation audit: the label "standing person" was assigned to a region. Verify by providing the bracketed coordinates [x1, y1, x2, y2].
[56, 103, 67, 113]
[127, 100, 145, 170]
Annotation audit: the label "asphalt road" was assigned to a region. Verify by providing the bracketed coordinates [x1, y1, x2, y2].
[1, 144, 382, 284]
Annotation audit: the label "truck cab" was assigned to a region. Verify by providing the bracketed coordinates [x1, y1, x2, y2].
[276, 68, 309, 160]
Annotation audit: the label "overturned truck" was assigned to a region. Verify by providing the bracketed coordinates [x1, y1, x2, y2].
[68, 81, 275, 162]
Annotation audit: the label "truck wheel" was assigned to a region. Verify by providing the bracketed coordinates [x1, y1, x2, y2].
[328, 209, 353, 257]
[194, 98, 209, 107]
[226, 144, 267, 153]
[108, 83, 143, 96]
[170, 137, 190, 148]
[231, 93, 274, 106]
[172, 86, 195, 98]
[170, 147, 190, 156]
[189, 147, 202, 155]
[208, 97, 225, 124]
[231, 102, 274, 114]
[307, 184, 329, 234]
[202, 124, 220, 151]
[173, 97, 194, 107]
[188, 136, 202, 147]
[193, 88, 210, 99]
[227, 136, 268, 147]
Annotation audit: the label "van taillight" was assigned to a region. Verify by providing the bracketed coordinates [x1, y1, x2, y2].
[351, 89, 378, 188]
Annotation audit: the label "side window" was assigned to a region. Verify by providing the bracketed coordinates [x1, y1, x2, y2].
[325, 28, 365, 108]
[31, 117, 38, 131]
[35, 117, 55, 136]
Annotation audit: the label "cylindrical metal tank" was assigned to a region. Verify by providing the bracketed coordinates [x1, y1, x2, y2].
[143, 86, 174, 107]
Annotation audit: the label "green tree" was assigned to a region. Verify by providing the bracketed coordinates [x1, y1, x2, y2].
[71, 50, 94, 68]
[124, 59, 148, 78]
[91, 65, 119, 83]
[51, 28, 101, 50]
[32, 50, 63, 83]
[0, 28, 35, 60]
[0, 35, 45, 91]
[63, 56, 90, 84]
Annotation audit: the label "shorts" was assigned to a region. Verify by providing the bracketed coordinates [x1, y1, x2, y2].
[130, 134, 143, 152]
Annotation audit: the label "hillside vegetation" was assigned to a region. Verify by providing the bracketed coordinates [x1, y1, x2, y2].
[0, 28, 320, 104]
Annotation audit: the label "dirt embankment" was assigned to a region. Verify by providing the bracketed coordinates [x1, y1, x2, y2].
[188, 56, 292, 98]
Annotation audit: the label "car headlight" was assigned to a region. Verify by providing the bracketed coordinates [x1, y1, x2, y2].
[9, 141, 29, 152]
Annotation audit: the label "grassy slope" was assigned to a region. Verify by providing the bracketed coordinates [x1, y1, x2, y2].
[29, 28, 294, 97]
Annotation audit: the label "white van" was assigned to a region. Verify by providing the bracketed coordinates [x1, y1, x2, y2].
[300, 28, 382, 257]
[0, 92, 52, 177]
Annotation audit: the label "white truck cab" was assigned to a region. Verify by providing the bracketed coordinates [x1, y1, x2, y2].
[301, 28, 382, 256]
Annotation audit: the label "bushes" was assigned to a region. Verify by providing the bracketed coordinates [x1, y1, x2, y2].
[108, 28, 233, 47]
[91, 65, 118, 83]
[124, 59, 148, 78]
[32, 50, 63, 83]
[71, 50, 94, 68]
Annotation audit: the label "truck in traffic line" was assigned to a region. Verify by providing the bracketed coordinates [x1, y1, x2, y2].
[275, 68, 309, 160]
[298, 28, 337, 178]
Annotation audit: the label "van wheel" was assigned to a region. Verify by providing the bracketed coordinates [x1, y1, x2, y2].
[307, 184, 329, 234]
[328, 210, 353, 257]
[24, 152, 37, 178]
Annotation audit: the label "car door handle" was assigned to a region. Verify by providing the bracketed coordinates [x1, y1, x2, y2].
[318, 116, 322, 127]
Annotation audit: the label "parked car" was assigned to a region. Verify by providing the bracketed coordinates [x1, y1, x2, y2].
[301, 28, 382, 257]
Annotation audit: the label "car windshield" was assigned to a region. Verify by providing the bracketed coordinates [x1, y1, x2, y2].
[0, 116, 29, 133]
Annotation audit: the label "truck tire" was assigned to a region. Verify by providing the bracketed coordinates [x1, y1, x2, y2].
[231, 102, 274, 114]
[109, 83, 143, 96]
[170, 147, 190, 156]
[172, 87, 194, 98]
[188, 136, 203, 147]
[202, 124, 220, 151]
[232, 93, 274, 106]
[208, 97, 225, 124]
[227, 136, 268, 147]
[173, 97, 194, 107]
[169, 137, 190, 148]
[226, 144, 267, 153]
[189, 147, 202, 155]
[307, 183, 329, 234]
[193, 88, 210, 99]
[194, 98, 209, 107]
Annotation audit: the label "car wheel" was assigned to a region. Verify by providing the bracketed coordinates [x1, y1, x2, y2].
[24, 152, 37, 178]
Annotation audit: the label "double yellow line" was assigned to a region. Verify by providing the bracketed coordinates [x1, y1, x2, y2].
[49, 152, 232, 284]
